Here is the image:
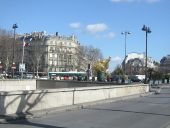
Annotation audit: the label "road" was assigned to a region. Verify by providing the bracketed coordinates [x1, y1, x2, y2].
[1, 86, 170, 128]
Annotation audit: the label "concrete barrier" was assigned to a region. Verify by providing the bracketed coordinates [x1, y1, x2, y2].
[74, 85, 148, 104]
[0, 84, 149, 115]
[36, 80, 121, 89]
[0, 79, 36, 91]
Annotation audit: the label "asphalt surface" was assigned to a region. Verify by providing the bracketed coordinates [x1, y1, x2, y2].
[1, 86, 170, 128]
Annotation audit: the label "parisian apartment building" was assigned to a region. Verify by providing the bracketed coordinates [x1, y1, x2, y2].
[16, 32, 82, 75]
[44, 32, 80, 72]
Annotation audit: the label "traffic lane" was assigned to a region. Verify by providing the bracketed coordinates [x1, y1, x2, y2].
[82, 94, 170, 128]
[1, 88, 170, 128]
[0, 120, 65, 128]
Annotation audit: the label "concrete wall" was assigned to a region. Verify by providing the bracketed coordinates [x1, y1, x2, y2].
[0, 79, 129, 91]
[0, 84, 149, 115]
[74, 85, 148, 104]
[0, 80, 36, 91]
[36, 80, 119, 89]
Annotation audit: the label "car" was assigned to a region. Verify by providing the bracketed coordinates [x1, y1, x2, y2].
[39, 76, 48, 80]
[129, 75, 141, 82]
[26, 74, 33, 79]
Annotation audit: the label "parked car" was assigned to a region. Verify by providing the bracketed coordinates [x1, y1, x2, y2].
[129, 75, 141, 82]
[26, 74, 33, 79]
[38, 76, 48, 80]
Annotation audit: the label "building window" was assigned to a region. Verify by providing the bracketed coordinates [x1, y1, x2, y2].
[55, 54, 57, 58]
[49, 53, 52, 58]
[64, 55, 67, 59]
[54, 61, 57, 66]
[58, 48, 61, 52]
[52, 68, 55, 72]
[49, 47, 53, 51]
[49, 60, 52, 65]
[69, 55, 72, 59]
[56, 68, 58, 71]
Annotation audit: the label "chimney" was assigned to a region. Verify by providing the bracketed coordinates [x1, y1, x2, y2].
[56, 32, 58, 36]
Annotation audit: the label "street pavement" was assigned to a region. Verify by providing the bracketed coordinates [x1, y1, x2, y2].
[1, 85, 170, 128]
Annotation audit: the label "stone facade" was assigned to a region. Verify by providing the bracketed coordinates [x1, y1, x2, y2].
[123, 53, 157, 75]
[44, 33, 80, 72]
[160, 55, 170, 73]
[16, 32, 81, 74]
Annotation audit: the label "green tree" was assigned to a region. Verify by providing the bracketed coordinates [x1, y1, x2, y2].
[112, 65, 124, 76]
[150, 70, 163, 84]
[165, 73, 170, 83]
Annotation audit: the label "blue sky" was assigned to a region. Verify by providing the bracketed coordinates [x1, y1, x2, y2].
[0, 0, 170, 71]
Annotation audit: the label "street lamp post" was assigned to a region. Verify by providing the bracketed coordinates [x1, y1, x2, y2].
[12, 23, 18, 78]
[20, 36, 32, 79]
[121, 31, 131, 75]
[142, 25, 151, 84]
[21, 36, 26, 79]
[0, 61, 2, 74]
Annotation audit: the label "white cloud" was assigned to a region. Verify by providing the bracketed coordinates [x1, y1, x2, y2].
[69, 22, 116, 39]
[108, 56, 123, 72]
[112, 56, 123, 63]
[104, 32, 116, 39]
[94, 32, 116, 40]
[69, 22, 81, 29]
[86, 23, 108, 34]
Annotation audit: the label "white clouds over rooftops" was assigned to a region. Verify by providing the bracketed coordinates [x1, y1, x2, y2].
[86, 23, 108, 34]
[108, 56, 123, 71]
[69, 22, 108, 33]
[69, 22, 115, 39]
[110, 0, 160, 3]
[112, 56, 123, 62]
[69, 22, 81, 29]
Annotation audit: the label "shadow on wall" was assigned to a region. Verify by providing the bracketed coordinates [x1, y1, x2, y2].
[0, 90, 66, 128]
[0, 90, 47, 115]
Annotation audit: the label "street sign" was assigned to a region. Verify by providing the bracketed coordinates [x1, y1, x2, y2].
[19, 63, 25, 72]
[0, 61, 2, 69]
[11, 63, 16, 69]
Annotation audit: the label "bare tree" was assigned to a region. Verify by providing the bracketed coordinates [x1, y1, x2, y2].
[28, 35, 45, 78]
[0, 28, 13, 75]
[15, 32, 46, 77]
[76, 45, 103, 71]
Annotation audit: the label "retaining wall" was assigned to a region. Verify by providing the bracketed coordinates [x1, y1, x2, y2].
[0, 84, 149, 115]
[0, 79, 36, 91]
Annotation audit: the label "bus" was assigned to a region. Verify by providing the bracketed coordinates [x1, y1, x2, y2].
[48, 71, 87, 80]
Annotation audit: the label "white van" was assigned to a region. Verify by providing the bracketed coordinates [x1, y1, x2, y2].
[26, 74, 33, 79]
